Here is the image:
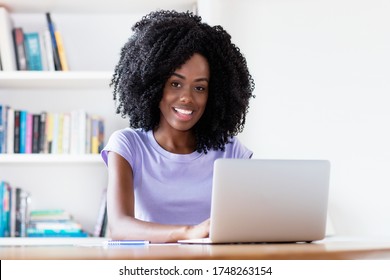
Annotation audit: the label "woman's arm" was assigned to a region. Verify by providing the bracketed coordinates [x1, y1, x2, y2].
[106, 151, 209, 243]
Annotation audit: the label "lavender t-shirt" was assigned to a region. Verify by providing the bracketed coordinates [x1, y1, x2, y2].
[101, 128, 252, 225]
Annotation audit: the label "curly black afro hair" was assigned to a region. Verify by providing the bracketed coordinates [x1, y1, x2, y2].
[111, 10, 255, 153]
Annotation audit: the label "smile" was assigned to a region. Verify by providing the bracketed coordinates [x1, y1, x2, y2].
[174, 107, 194, 115]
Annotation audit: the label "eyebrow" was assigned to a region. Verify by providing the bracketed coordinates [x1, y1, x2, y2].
[172, 72, 209, 83]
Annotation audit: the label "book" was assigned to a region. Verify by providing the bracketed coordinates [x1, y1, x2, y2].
[12, 27, 28, 70]
[41, 30, 55, 71]
[6, 106, 14, 154]
[91, 116, 100, 154]
[93, 188, 107, 237]
[39, 111, 47, 153]
[32, 114, 41, 153]
[2, 105, 10, 153]
[13, 110, 20, 153]
[27, 228, 89, 237]
[14, 187, 31, 237]
[19, 110, 27, 153]
[54, 31, 69, 71]
[42, 29, 56, 71]
[44, 112, 54, 153]
[45, 13, 62, 71]
[0, 180, 12, 237]
[0, 7, 17, 71]
[0, 104, 5, 153]
[25, 113, 33, 154]
[98, 118, 105, 153]
[29, 209, 72, 221]
[62, 113, 71, 154]
[24, 32, 43, 71]
[29, 220, 82, 231]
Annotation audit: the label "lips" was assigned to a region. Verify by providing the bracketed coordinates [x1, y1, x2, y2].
[173, 107, 194, 121]
[174, 107, 193, 115]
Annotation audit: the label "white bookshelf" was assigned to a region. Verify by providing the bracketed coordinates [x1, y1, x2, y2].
[0, 71, 112, 89]
[0, 154, 102, 164]
[0, 0, 196, 235]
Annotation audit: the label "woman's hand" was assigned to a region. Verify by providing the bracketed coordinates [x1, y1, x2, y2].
[183, 218, 210, 240]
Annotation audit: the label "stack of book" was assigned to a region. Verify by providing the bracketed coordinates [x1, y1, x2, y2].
[27, 209, 88, 237]
[0, 7, 68, 71]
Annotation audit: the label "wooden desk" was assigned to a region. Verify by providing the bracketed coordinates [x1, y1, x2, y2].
[1, 236, 390, 260]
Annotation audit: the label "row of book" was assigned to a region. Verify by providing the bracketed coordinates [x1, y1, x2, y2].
[0, 180, 108, 237]
[0, 180, 30, 237]
[0, 7, 68, 71]
[0, 104, 105, 154]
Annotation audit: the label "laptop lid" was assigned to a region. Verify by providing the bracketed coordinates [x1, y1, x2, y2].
[208, 158, 330, 243]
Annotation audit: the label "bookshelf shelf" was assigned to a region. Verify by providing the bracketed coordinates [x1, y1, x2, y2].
[0, 0, 195, 14]
[0, 154, 103, 163]
[0, 71, 112, 89]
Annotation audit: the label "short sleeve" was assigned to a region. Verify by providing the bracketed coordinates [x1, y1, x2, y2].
[100, 129, 136, 169]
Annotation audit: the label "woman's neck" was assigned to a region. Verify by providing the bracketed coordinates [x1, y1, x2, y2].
[153, 127, 196, 154]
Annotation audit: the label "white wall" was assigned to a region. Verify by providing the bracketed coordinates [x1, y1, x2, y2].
[198, 0, 390, 237]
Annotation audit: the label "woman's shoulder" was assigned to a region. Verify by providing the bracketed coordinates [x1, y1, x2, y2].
[109, 128, 148, 143]
[223, 136, 253, 158]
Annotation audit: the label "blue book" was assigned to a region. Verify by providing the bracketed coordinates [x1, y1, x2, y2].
[19, 110, 27, 153]
[27, 228, 89, 237]
[45, 13, 62, 71]
[24, 32, 43, 71]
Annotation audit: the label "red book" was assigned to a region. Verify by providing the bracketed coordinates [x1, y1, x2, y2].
[12, 27, 27, 70]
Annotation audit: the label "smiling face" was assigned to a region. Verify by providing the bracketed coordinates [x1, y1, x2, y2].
[158, 53, 210, 133]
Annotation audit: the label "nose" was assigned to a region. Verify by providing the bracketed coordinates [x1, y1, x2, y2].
[179, 87, 193, 103]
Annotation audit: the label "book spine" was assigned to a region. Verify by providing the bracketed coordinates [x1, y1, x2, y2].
[13, 110, 20, 153]
[39, 111, 47, 153]
[19, 110, 27, 153]
[51, 113, 59, 154]
[12, 27, 28, 70]
[79, 111, 87, 154]
[24, 32, 43, 71]
[62, 113, 71, 154]
[32, 114, 41, 153]
[54, 31, 69, 71]
[57, 113, 64, 154]
[70, 110, 79, 154]
[91, 116, 99, 154]
[25, 112, 33, 154]
[45, 13, 62, 71]
[3, 182, 11, 237]
[3, 105, 9, 153]
[0, 7, 17, 71]
[38, 31, 49, 71]
[6, 107, 14, 154]
[10, 184, 16, 237]
[42, 29, 55, 71]
[44, 112, 53, 154]
[93, 188, 107, 237]
[0, 181, 4, 236]
[15, 188, 30, 237]
[98, 118, 105, 153]
[0, 104, 4, 153]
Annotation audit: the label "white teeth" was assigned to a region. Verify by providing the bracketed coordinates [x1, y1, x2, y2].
[175, 108, 193, 115]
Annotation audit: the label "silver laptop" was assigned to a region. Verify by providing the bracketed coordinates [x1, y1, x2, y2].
[179, 158, 330, 244]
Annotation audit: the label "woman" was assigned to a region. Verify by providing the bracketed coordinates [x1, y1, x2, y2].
[101, 10, 255, 242]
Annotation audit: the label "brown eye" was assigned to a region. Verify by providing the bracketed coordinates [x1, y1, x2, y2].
[195, 86, 206, 92]
[171, 82, 181, 88]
